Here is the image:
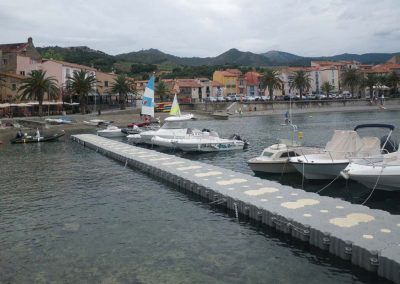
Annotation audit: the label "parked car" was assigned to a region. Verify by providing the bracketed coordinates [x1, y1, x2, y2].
[216, 96, 225, 102]
[316, 94, 327, 100]
[308, 94, 317, 100]
[244, 96, 256, 101]
[261, 96, 269, 101]
[205, 96, 217, 102]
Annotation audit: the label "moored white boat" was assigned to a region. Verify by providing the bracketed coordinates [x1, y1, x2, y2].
[172, 132, 247, 152]
[128, 91, 196, 144]
[289, 124, 396, 180]
[97, 125, 125, 137]
[341, 151, 400, 191]
[248, 143, 320, 174]
[83, 119, 112, 126]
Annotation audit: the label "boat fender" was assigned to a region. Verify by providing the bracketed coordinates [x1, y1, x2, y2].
[298, 131, 304, 140]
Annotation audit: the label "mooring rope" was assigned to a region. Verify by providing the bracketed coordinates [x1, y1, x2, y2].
[301, 161, 305, 190]
[316, 173, 341, 194]
[233, 202, 239, 220]
[209, 198, 226, 205]
[361, 166, 385, 205]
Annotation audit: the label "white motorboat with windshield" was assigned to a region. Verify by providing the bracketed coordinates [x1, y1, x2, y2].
[169, 130, 248, 152]
[289, 124, 396, 180]
[341, 138, 400, 191]
[97, 125, 125, 137]
[248, 121, 320, 174]
[248, 139, 320, 174]
[127, 92, 195, 144]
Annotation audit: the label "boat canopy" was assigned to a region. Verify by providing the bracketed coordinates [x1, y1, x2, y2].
[354, 124, 395, 131]
[324, 130, 380, 158]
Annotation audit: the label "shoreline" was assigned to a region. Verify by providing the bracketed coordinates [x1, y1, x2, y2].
[1, 104, 399, 142]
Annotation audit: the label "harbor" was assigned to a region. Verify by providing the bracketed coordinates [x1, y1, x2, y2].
[71, 133, 400, 283]
[1, 110, 400, 283]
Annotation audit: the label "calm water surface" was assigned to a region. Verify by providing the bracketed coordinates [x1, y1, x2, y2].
[1, 110, 398, 283]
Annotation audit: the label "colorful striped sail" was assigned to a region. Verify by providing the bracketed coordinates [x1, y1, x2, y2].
[141, 76, 155, 117]
[170, 94, 181, 116]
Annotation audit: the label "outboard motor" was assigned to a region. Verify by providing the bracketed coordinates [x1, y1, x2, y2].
[380, 135, 399, 154]
[229, 134, 250, 148]
[202, 128, 211, 133]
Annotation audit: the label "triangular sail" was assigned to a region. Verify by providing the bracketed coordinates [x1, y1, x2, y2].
[141, 76, 155, 117]
[170, 94, 181, 116]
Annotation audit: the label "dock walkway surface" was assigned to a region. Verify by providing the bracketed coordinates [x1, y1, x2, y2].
[72, 134, 400, 283]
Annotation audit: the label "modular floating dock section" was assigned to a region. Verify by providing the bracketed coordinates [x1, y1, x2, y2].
[72, 134, 400, 283]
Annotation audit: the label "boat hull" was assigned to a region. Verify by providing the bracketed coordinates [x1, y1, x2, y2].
[10, 132, 65, 144]
[290, 161, 349, 180]
[174, 140, 244, 152]
[344, 163, 400, 191]
[97, 131, 124, 138]
[248, 160, 297, 174]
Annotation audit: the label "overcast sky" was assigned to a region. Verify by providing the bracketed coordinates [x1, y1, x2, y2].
[1, 0, 399, 57]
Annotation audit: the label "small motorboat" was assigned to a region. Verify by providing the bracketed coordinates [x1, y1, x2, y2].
[211, 111, 229, 120]
[248, 143, 320, 174]
[45, 117, 73, 124]
[289, 124, 396, 180]
[83, 119, 113, 126]
[97, 125, 125, 137]
[10, 130, 65, 144]
[341, 150, 400, 191]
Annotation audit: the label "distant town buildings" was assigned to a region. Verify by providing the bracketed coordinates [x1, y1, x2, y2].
[0, 37, 399, 107]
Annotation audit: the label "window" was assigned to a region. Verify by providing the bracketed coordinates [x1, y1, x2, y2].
[12, 84, 16, 91]
[20, 71, 25, 76]
[280, 151, 300, 158]
[2, 59, 7, 65]
[66, 68, 70, 78]
[104, 81, 109, 87]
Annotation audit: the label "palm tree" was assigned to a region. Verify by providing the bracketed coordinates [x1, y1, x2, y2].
[362, 73, 378, 99]
[261, 69, 282, 100]
[18, 70, 59, 117]
[341, 69, 361, 98]
[386, 71, 399, 95]
[288, 71, 312, 100]
[321, 81, 334, 99]
[111, 75, 134, 110]
[67, 69, 97, 114]
[0, 75, 8, 102]
[156, 81, 170, 101]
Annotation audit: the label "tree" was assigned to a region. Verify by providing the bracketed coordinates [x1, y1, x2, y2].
[42, 48, 64, 61]
[386, 71, 399, 95]
[111, 75, 134, 110]
[156, 81, 170, 101]
[288, 71, 312, 100]
[321, 81, 334, 98]
[362, 73, 378, 99]
[67, 69, 97, 114]
[261, 69, 282, 100]
[341, 69, 361, 97]
[0, 75, 8, 102]
[18, 70, 59, 117]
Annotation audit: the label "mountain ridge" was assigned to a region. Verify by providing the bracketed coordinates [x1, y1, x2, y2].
[37, 46, 400, 73]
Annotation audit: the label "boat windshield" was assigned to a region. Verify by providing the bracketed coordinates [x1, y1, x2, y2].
[262, 151, 274, 157]
[161, 121, 188, 129]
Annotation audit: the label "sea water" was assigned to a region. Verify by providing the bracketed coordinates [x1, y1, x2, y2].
[1, 110, 398, 283]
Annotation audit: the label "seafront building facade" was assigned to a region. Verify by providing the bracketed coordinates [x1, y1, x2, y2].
[1, 37, 399, 115]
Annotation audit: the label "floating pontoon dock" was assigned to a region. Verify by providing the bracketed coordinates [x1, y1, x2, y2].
[72, 134, 400, 283]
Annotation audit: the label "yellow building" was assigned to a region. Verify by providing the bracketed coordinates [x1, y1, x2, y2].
[212, 69, 242, 97]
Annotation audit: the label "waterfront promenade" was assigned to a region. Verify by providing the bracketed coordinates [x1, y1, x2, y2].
[2, 99, 400, 141]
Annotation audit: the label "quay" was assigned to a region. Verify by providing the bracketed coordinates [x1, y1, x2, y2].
[72, 134, 400, 283]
